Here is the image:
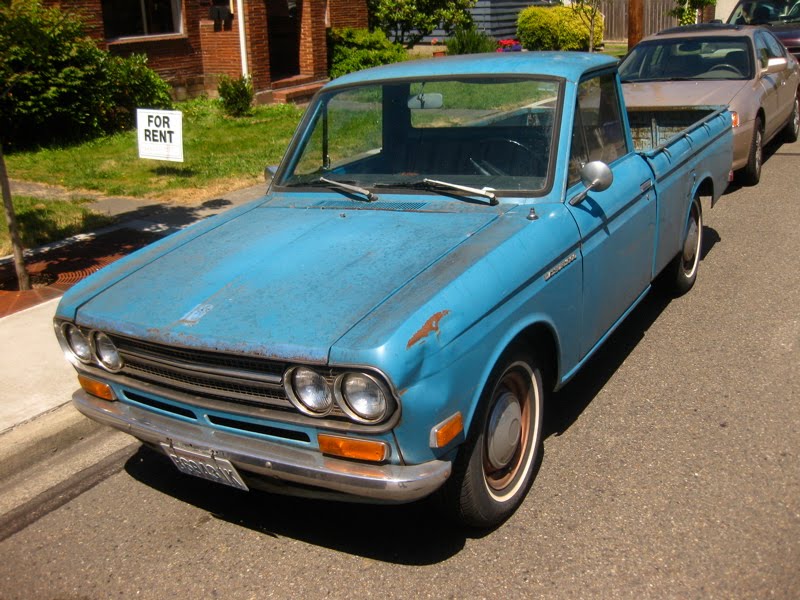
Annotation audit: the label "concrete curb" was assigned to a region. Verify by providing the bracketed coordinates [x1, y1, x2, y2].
[0, 401, 104, 481]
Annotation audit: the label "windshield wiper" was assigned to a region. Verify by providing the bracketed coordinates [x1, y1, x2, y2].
[316, 177, 378, 202]
[377, 178, 498, 205]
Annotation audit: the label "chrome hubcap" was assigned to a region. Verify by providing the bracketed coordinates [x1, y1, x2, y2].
[683, 217, 699, 263]
[486, 391, 522, 470]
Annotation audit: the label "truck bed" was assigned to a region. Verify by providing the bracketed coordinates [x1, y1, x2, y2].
[628, 106, 720, 152]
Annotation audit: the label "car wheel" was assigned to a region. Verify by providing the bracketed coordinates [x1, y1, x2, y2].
[741, 116, 763, 186]
[439, 349, 544, 528]
[659, 195, 702, 297]
[784, 93, 799, 143]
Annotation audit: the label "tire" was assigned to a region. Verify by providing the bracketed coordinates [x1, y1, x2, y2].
[659, 195, 702, 297]
[784, 93, 799, 144]
[439, 349, 544, 528]
[741, 116, 763, 186]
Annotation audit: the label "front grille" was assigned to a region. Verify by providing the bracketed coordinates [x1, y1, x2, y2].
[110, 335, 293, 410]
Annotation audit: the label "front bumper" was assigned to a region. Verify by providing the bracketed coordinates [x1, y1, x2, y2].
[73, 391, 451, 503]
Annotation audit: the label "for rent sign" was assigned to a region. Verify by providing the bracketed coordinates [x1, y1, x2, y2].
[137, 108, 184, 162]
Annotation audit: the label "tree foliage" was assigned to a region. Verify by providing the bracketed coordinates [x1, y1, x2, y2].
[328, 28, 406, 78]
[570, 0, 603, 52]
[0, 0, 172, 149]
[368, 0, 476, 48]
[669, 0, 717, 25]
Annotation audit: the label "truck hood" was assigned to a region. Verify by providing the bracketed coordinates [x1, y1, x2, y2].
[622, 79, 748, 108]
[75, 204, 500, 363]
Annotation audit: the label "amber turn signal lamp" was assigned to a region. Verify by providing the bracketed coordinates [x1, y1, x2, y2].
[78, 375, 116, 401]
[317, 434, 389, 463]
[430, 412, 463, 449]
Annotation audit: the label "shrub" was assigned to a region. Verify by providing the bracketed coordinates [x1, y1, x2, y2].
[445, 26, 497, 55]
[217, 75, 254, 117]
[368, 0, 476, 48]
[517, 6, 603, 52]
[0, 0, 172, 149]
[327, 28, 406, 79]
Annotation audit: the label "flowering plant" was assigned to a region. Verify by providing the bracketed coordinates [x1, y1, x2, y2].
[497, 38, 522, 52]
[431, 37, 439, 45]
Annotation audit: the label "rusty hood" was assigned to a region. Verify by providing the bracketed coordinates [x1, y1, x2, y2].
[70, 202, 501, 363]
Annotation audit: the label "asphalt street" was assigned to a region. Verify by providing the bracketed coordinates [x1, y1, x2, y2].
[0, 137, 797, 599]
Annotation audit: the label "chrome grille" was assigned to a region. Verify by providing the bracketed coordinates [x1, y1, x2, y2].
[110, 335, 293, 410]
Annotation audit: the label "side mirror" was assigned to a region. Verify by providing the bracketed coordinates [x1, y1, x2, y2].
[569, 161, 613, 206]
[407, 93, 444, 109]
[763, 56, 788, 75]
[264, 164, 278, 184]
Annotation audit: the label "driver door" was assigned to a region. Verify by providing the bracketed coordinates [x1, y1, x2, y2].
[566, 73, 657, 357]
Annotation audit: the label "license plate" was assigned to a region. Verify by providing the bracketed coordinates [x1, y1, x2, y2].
[161, 443, 249, 491]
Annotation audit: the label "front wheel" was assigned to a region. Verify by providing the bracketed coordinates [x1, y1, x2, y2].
[439, 350, 544, 528]
[784, 93, 799, 144]
[741, 116, 763, 186]
[658, 196, 703, 297]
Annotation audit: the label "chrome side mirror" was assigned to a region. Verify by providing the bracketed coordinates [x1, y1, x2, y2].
[264, 165, 279, 184]
[569, 161, 613, 206]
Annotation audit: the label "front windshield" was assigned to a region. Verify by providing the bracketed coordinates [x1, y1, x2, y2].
[727, 0, 800, 24]
[619, 36, 754, 81]
[277, 77, 561, 195]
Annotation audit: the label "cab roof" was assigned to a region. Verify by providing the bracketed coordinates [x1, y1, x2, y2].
[326, 52, 619, 89]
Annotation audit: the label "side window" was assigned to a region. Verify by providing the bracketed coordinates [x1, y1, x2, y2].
[568, 73, 628, 186]
[763, 32, 787, 59]
[754, 33, 770, 69]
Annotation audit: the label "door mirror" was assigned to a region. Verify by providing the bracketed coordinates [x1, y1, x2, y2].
[763, 57, 787, 75]
[569, 161, 613, 206]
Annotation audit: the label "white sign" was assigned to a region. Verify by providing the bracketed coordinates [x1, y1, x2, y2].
[137, 108, 184, 162]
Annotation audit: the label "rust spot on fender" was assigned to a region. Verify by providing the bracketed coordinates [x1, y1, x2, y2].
[406, 310, 451, 349]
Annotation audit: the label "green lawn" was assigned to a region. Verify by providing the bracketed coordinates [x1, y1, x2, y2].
[5, 99, 305, 202]
[0, 196, 114, 256]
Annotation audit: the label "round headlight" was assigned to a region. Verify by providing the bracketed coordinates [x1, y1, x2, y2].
[64, 324, 91, 363]
[93, 332, 123, 371]
[290, 367, 333, 415]
[341, 373, 388, 422]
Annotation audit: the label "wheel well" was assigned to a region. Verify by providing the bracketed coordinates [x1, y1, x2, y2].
[696, 176, 714, 201]
[506, 323, 559, 393]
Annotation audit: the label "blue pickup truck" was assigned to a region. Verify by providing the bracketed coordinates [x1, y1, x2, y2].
[54, 53, 732, 527]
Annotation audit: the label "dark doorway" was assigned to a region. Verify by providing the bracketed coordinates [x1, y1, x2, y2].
[267, 0, 300, 81]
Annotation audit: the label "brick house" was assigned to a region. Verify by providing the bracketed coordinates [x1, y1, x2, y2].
[46, 0, 369, 102]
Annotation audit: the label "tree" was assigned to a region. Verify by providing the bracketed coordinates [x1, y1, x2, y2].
[368, 0, 476, 48]
[570, 0, 603, 52]
[669, 0, 717, 25]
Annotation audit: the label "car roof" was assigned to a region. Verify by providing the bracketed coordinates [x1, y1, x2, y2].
[640, 23, 761, 42]
[325, 52, 618, 89]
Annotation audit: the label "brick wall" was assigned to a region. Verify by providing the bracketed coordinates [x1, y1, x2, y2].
[245, 1, 272, 92]
[199, 20, 243, 95]
[329, 0, 368, 28]
[298, 0, 328, 78]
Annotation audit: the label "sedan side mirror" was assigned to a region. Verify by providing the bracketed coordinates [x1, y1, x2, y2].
[763, 57, 788, 75]
[569, 161, 613, 206]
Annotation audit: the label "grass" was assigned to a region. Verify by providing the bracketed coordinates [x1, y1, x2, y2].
[0, 196, 115, 256]
[4, 98, 305, 202]
[601, 41, 629, 59]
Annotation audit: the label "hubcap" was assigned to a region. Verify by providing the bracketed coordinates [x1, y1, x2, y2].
[793, 99, 799, 135]
[486, 391, 522, 470]
[755, 130, 762, 173]
[683, 217, 699, 263]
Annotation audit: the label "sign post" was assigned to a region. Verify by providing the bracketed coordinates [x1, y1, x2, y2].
[137, 108, 184, 162]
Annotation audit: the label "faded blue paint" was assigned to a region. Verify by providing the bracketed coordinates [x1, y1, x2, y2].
[55, 53, 733, 497]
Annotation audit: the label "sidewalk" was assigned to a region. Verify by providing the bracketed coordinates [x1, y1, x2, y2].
[0, 180, 267, 477]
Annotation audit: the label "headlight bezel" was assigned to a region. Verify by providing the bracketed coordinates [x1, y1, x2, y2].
[60, 322, 93, 364]
[284, 365, 398, 426]
[92, 331, 124, 372]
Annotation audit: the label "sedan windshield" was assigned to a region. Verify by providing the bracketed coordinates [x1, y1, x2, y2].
[727, 0, 800, 24]
[277, 77, 561, 196]
[620, 36, 755, 81]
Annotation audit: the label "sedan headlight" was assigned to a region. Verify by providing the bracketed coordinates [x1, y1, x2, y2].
[339, 373, 388, 423]
[63, 324, 92, 363]
[93, 331, 123, 372]
[287, 367, 333, 415]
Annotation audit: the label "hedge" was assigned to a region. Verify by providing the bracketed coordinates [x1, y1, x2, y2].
[517, 6, 604, 52]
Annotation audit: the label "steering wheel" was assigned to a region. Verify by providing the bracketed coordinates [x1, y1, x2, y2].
[708, 63, 743, 76]
[469, 138, 535, 177]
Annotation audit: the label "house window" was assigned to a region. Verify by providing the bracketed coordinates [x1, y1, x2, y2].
[102, 0, 183, 39]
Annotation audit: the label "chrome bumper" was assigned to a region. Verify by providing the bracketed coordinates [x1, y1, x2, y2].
[73, 391, 451, 503]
